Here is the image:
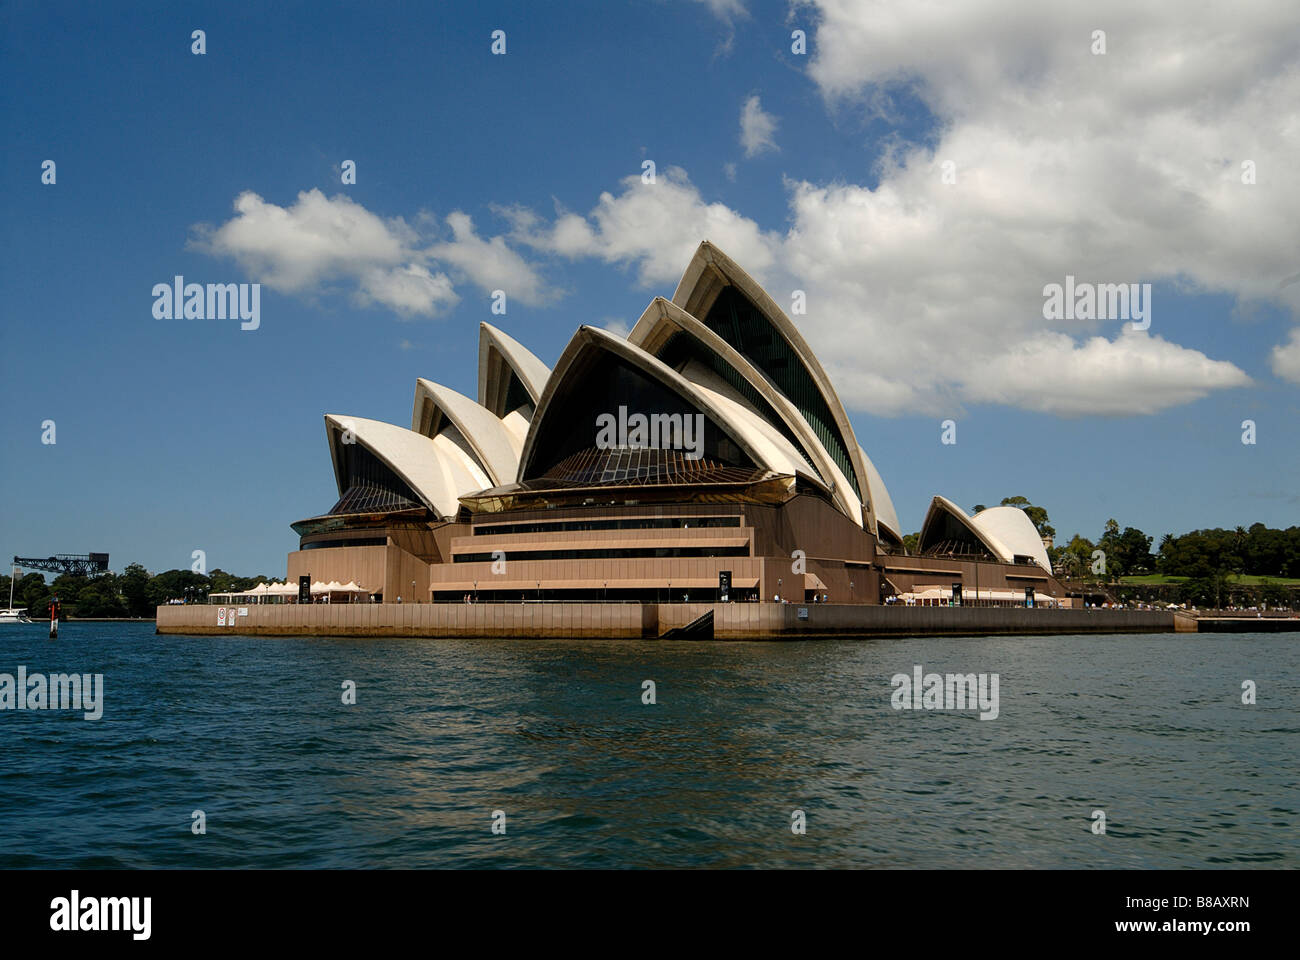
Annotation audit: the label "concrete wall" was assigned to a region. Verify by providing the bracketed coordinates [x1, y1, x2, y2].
[713, 603, 1173, 638]
[286, 541, 432, 602]
[158, 602, 1176, 640]
[158, 601, 657, 638]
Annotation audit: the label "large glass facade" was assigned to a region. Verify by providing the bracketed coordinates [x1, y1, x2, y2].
[524, 347, 754, 481]
[918, 507, 996, 560]
[655, 330, 821, 478]
[329, 441, 423, 515]
[453, 545, 750, 562]
[473, 516, 741, 535]
[503, 370, 533, 417]
[701, 285, 863, 499]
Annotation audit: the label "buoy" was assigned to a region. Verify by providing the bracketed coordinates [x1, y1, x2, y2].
[49, 596, 58, 640]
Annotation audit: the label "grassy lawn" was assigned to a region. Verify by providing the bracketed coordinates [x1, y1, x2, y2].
[1118, 574, 1300, 586]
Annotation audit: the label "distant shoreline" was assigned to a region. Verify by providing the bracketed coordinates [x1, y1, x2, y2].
[65, 617, 156, 623]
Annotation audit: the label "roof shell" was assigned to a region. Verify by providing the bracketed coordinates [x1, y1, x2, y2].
[478, 321, 550, 418]
[325, 413, 489, 519]
[669, 241, 874, 527]
[411, 379, 523, 487]
[919, 495, 1051, 572]
[859, 447, 901, 543]
[970, 506, 1051, 572]
[629, 295, 863, 526]
[517, 325, 826, 489]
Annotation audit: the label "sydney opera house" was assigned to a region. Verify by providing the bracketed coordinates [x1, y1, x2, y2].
[286, 242, 1066, 607]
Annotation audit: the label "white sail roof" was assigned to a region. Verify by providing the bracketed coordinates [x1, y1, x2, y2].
[326, 414, 489, 519]
[411, 379, 523, 486]
[478, 321, 551, 418]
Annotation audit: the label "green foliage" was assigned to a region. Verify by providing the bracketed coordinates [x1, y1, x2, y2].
[1158, 524, 1300, 578]
[145, 569, 210, 607]
[999, 496, 1056, 540]
[119, 563, 152, 617]
[1098, 524, 1154, 579]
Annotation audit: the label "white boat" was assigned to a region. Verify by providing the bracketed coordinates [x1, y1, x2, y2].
[2, 564, 35, 623]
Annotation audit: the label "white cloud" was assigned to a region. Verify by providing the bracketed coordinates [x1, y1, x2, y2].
[430, 212, 553, 306]
[506, 161, 1255, 416]
[690, 0, 747, 21]
[191, 189, 417, 295]
[740, 95, 779, 157]
[496, 0, 1295, 414]
[961, 328, 1251, 415]
[359, 264, 458, 316]
[1270, 328, 1300, 384]
[602, 318, 632, 338]
[783, 0, 1299, 409]
[193, 189, 551, 317]
[509, 166, 778, 288]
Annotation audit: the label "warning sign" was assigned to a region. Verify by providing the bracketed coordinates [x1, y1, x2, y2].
[218, 607, 227, 626]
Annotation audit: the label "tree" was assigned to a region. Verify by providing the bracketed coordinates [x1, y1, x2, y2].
[1104, 526, 1153, 576]
[146, 569, 210, 606]
[2, 572, 47, 612]
[20, 575, 52, 617]
[119, 563, 152, 617]
[1059, 534, 1095, 579]
[75, 576, 127, 617]
[1000, 496, 1056, 540]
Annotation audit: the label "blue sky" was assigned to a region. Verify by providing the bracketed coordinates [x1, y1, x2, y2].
[2, 0, 1297, 577]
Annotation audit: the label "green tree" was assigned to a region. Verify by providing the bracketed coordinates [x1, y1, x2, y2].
[1061, 534, 1096, 578]
[20, 575, 52, 617]
[146, 569, 210, 606]
[119, 563, 152, 617]
[75, 576, 127, 617]
[1000, 496, 1056, 540]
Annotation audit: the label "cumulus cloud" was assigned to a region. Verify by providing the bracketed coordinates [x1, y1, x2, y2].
[429, 211, 554, 306]
[799, 0, 1300, 389]
[690, 0, 747, 21]
[358, 264, 458, 316]
[504, 163, 1255, 416]
[508, 166, 778, 288]
[961, 328, 1250, 415]
[192, 189, 551, 317]
[1271, 328, 1300, 384]
[739, 95, 779, 157]
[506, 1, 1294, 415]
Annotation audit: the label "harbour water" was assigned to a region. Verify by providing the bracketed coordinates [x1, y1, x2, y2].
[1, 623, 1295, 868]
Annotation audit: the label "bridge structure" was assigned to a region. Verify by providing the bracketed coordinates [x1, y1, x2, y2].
[12, 553, 110, 577]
